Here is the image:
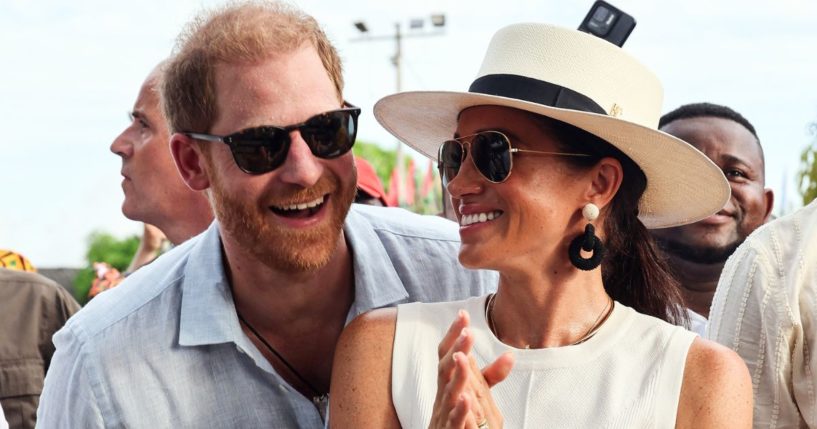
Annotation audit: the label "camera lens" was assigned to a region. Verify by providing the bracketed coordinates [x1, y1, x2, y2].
[587, 5, 617, 36]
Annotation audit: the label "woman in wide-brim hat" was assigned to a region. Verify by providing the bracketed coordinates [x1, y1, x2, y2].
[330, 23, 751, 428]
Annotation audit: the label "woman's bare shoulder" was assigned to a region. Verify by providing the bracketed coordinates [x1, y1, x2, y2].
[330, 308, 401, 428]
[676, 337, 752, 428]
[341, 307, 398, 346]
[334, 308, 399, 378]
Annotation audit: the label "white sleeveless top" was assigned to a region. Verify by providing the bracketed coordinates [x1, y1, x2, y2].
[392, 295, 697, 428]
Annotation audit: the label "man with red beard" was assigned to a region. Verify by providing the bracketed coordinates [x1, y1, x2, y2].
[37, 2, 496, 428]
[651, 102, 773, 334]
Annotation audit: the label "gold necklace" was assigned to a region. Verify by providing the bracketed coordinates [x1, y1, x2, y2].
[485, 293, 614, 348]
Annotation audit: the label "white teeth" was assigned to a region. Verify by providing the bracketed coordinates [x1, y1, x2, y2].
[276, 196, 325, 211]
[460, 211, 502, 226]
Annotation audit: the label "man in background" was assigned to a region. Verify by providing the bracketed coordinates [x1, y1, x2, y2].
[87, 62, 216, 298]
[353, 156, 390, 207]
[109, 61, 214, 253]
[651, 102, 773, 333]
[88, 61, 213, 299]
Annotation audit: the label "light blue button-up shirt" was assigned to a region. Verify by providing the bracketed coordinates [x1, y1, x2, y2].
[37, 205, 497, 428]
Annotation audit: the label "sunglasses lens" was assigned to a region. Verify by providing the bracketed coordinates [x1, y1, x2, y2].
[302, 110, 358, 159]
[223, 107, 359, 175]
[229, 127, 289, 174]
[471, 132, 511, 183]
[438, 140, 464, 186]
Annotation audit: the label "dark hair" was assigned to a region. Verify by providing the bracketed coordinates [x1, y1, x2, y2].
[660, 102, 763, 164]
[538, 114, 688, 326]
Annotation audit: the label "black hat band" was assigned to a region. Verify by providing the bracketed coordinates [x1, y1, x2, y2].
[469, 74, 606, 115]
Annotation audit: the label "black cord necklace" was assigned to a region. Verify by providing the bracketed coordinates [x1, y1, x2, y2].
[236, 311, 329, 419]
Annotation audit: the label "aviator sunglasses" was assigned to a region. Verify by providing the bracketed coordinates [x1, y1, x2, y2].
[438, 130, 592, 186]
[185, 103, 361, 175]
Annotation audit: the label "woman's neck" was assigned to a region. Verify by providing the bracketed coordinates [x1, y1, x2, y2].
[489, 264, 611, 349]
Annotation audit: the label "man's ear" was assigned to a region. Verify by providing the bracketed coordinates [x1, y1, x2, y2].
[583, 157, 623, 210]
[170, 133, 211, 191]
[762, 187, 775, 223]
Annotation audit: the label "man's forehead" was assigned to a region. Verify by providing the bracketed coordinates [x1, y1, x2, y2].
[134, 75, 161, 109]
[210, 47, 338, 129]
[662, 116, 763, 163]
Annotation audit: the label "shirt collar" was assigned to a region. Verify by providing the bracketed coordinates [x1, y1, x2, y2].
[178, 221, 245, 347]
[344, 206, 409, 319]
[178, 208, 411, 346]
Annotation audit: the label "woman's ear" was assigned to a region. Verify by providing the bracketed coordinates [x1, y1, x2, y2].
[584, 157, 623, 209]
[170, 133, 211, 191]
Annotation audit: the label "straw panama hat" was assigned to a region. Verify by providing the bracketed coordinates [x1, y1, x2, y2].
[374, 23, 729, 229]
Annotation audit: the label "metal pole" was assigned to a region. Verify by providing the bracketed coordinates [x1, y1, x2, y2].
[393, 22, 407, 207]
[351, 18, 446, 209]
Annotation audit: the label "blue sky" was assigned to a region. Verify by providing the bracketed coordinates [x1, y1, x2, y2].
[2, 0, 816, 267]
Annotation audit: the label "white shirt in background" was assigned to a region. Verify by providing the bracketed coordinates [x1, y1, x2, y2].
[1, 402, 8, 429]
[708, 200, 817, 428]
[687, 308, 708, 337]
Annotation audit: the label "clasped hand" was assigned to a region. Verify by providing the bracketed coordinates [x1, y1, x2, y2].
[428, 310, 515, 429]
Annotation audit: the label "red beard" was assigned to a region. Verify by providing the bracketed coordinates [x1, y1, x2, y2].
[208, 163, 356, 273]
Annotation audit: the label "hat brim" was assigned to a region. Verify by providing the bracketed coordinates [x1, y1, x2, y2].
[374, 91, 730, 229]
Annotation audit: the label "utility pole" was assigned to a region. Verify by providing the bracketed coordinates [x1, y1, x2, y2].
[392, 22, 405, 207]
[352, 15, 445, 207]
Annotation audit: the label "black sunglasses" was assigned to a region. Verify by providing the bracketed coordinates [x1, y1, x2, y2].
[438, 131, 592, 186]
[185, 103, 361, 175]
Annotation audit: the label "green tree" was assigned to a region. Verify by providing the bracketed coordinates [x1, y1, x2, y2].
[353, 140, 442, 214]
[353, 140, 397, 186]
[73, 232, 140, 304]
[797, 122, 817, 205]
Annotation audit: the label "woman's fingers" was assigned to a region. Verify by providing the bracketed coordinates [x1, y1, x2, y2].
[431, 320, 476, 426]
[463, 351, 514, 390]
[441, 357, 479, 429]
[431, 314, 512, 429]
[438, 310, 470, 359]
[446, 393, 471, 429]
[444, 352, 471, 406]
[459, 352, 511, 428]
[456, 352, 488, 424]
[437, 327, 475, 388]
[462, 407, 480, 429]
[481, 352, 515, 388]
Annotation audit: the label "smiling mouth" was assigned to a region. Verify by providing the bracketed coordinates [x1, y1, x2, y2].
[460, 210, 503, 226]
[269, 195, 327, 218]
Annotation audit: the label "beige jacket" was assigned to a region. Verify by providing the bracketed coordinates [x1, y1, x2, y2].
[0, 269, 79, 429]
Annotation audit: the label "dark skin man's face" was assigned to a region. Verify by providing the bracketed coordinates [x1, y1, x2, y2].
[652, 116, 774, 264]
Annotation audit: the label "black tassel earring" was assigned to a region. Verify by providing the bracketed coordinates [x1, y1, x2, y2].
[569, 203, 605, 271]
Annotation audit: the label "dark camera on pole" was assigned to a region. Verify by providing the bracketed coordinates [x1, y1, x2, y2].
[578, 0, 636, 47]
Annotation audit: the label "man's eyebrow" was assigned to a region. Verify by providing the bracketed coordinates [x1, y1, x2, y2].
[722, 154, 752, 168]
[130, 110, 149, 123]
